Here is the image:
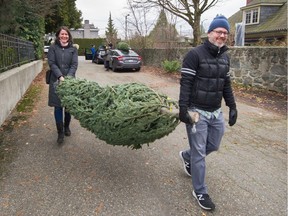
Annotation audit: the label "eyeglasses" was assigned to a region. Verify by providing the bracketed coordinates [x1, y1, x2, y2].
[212, 30, 229, 36]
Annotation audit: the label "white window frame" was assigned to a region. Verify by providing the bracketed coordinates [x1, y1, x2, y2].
[244, 7, 260, 25]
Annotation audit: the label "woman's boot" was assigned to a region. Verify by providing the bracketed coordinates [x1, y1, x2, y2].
[56, 122, 64, 144]
[64, 116, 71, 136]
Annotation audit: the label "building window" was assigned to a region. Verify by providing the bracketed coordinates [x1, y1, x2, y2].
[245, 8, 259, 24]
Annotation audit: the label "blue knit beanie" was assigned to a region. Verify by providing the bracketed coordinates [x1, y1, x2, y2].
[208, 15, 230, 33]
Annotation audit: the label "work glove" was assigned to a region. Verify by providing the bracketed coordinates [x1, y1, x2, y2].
[229, 108, 238, 126]
[179, 106, 193, 124]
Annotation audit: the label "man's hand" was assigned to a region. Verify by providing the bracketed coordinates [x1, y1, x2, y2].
[229, 108, 238, 126]
[179, 107, 193, 124]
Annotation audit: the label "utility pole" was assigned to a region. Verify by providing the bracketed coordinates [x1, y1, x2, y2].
[125, 14, 130, 40]
[201, 19, 207, 34]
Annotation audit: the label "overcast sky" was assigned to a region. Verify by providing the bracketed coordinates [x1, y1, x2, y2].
[75, 0, 246, 38]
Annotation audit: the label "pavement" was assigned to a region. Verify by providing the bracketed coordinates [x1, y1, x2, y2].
[0, 56, 287, 216]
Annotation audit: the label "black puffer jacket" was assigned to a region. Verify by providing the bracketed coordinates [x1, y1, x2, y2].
[179, 40, 236, 112]
[47, 41, 78, 107]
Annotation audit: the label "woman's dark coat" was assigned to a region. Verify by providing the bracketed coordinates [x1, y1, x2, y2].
[47, 42, 78, 107]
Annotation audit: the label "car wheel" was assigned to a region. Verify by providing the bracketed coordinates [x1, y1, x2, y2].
[135, 67, 141, 72]
[96, 58, 99, 64]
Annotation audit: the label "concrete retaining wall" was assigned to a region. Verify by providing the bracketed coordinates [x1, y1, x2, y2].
[0, 60, 43, 126]
[136, 47, 287, 93]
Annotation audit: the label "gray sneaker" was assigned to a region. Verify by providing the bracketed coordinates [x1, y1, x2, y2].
[192, 190, 215, 211]
[179, 151, 191, 177]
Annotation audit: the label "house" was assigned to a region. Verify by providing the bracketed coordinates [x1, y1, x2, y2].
[229, 0, 287, 46]
[70, 20, 99, 39]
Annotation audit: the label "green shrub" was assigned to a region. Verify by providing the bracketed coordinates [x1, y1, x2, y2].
[162, 60, 181, 73]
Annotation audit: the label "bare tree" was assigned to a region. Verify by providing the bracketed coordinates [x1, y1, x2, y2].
[132, 0, 221, 46]
[120, 0, 158, 48]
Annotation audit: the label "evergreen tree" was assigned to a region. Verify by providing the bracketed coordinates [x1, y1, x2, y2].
[0, 0, 47, 58]
[15, 0, 45, 58]
[0, 0, 82, 59]
[105, 12, 118, 47]
[45, 0, 82, 34]
[0, 0, 17, 34]
[149, 10, 178, 39]
[149, 9, 178, 47]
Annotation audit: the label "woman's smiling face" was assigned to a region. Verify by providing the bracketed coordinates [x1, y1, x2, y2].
[58, 29, 69, 45]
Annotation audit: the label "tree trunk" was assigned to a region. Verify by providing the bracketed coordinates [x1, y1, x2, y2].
[192, 9, 202, 46]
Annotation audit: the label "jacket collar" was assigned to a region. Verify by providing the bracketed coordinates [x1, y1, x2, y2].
[204, 39, 228, 57]
[55, 40, 72, 48]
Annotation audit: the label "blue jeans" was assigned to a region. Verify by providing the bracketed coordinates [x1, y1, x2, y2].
[54, 107, 71, 124]
[182, 111, 225, 194]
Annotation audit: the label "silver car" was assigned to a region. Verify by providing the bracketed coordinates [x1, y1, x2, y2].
[108, 49, 142, 72]
[44, 46, 50, 57]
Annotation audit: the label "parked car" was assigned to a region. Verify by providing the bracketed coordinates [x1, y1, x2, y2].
[84, 48, 93, 60]
[108, 49, 142, 72]
[94, 47, 106, 64]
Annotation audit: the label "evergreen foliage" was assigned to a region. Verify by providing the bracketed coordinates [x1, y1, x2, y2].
[73, 38, 105, 56]
[162, 60, 181, 73]
[149, 9, 178, 42]
[116, 42, 130, 51]
[20, 2, 45, 58]
[45, 0, 82, 34]
[0, 0, 82, 59]
[0, 0, 17, 34]
[56, 77, 180, 149]
[2, 0, 46, 59]
[105, 13, 118, 46]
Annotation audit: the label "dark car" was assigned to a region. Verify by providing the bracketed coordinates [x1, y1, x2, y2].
[84, 48, 93, 60]
[94, 47, 106, 64]
[108, 49, 142, 72]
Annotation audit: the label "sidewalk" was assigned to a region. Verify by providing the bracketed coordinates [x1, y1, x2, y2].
[0, 57, 287, 216]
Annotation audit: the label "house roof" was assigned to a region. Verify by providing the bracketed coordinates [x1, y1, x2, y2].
[245, 0, 286, 6]
[228, 1, 287, 34]
[228, 11, 243, 33]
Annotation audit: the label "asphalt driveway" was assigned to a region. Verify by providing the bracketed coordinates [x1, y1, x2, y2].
[0, 56, 287, 216]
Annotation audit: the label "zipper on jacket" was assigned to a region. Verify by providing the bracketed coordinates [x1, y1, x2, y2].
[216, 55, 221, 101]
[61, 48, 65, 69]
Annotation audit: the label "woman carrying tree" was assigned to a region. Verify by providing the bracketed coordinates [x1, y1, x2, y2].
[47, 26, 78, 144]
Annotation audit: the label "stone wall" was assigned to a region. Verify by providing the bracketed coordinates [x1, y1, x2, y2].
[228, 47, 287, 93]
[136, 47, 287, 93]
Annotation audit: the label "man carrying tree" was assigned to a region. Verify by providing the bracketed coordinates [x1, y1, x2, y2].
[178, 15, 238, 211]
